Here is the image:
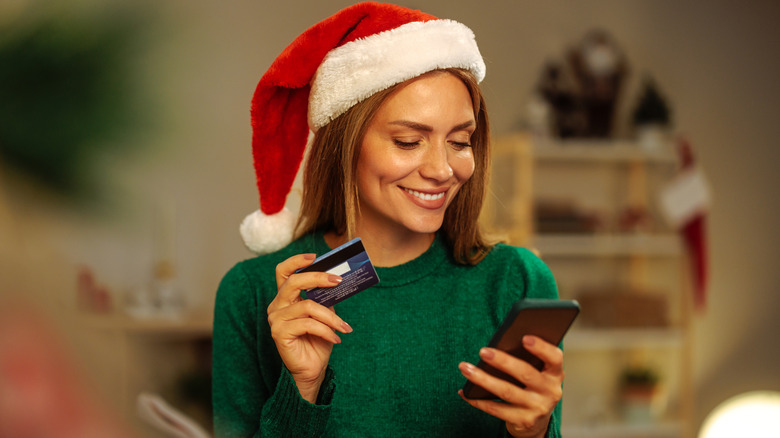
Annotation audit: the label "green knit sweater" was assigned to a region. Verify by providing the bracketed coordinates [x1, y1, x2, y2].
[212, 232, 561, 437]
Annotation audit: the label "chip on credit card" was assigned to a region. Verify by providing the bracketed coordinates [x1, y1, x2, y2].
[295, 237, 379, 307]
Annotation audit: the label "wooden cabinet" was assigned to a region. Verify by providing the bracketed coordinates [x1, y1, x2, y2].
[482, 134, 695, 438]
[81, 314, 213, 437]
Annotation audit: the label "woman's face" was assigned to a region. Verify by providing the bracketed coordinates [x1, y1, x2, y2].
[355, 72, 476, 239]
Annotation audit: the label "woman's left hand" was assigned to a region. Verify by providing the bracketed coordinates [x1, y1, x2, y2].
[458, 335, 564, 438]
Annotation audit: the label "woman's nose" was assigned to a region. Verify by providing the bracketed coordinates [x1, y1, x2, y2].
[419, 142, 454, 182]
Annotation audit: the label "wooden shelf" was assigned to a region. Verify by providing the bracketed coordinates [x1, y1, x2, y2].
[532, 233, 683, 257]
[566, 327, 684, 350]
[81, 313, 213, 338]
[534, 139, 678, 165]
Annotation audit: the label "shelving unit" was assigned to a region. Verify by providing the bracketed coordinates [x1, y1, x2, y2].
[482, 133, 694, 438]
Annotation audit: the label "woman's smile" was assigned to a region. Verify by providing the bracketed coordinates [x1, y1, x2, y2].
[402, 187, 448, 206]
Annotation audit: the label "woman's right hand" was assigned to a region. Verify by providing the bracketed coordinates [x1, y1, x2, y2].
[267, 253, 352, 403]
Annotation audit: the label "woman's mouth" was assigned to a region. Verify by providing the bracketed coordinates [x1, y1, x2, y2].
[403, 188, 446, 201]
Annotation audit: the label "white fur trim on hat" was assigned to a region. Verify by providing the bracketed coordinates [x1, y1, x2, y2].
[308, 19, 486, 130]
[240, 208, 297, 254]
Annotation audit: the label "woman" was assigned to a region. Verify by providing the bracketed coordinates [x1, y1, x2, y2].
[213, 3, 563, 437]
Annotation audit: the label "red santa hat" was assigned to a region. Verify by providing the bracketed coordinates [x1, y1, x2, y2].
[240, 1, 486, 254]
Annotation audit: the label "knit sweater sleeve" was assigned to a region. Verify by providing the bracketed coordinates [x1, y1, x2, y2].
[515, 247, 558, 301]
[212, 260, 335, 437]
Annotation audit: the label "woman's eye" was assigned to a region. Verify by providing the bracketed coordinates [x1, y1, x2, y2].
[451, 141, 472, 149]
[394, 139, 420, 148]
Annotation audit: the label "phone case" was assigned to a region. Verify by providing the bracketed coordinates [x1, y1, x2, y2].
[462, 299, 580, 400]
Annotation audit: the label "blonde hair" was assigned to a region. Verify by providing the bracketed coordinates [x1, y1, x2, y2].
[296, 68, 493, 265]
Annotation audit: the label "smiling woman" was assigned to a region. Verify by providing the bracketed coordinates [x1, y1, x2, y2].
[212, 3, 564, 437]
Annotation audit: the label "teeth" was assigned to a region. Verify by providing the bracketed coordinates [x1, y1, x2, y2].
[405, 188, 445, 201]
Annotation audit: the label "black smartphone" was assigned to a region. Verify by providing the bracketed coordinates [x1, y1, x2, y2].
[461, 299, 580, 400]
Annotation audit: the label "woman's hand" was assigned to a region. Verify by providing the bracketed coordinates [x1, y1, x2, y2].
[267, 253, 353, 403]
[458, 336, 564, 438]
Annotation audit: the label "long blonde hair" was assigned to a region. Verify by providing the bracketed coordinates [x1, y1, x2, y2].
[296, 68, 493, 265]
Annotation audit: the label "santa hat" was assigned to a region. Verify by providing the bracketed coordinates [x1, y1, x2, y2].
[240, 1, 486, 254]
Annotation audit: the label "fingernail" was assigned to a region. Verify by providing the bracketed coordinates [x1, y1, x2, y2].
[328, 275, 343, 284]
[341, 321, 353, 333]
[523, 335, 536, 347]
[303, 253, 316, 260]
[479, 347, 494, 360]
[459, 362, 476, 377]
[334, 334, 342, 344]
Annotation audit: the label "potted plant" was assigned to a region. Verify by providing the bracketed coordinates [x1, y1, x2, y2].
[619, 365, 661, 423]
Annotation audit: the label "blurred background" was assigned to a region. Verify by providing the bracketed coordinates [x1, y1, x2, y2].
[1, 1, 779, 437]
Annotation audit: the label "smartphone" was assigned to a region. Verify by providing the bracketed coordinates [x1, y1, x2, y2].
[461, 299, 580, 400]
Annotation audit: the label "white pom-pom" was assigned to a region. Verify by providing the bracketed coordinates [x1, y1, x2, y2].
[239, 208, 297, 255]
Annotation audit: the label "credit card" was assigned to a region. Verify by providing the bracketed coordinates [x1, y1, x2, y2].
[295, 237, 379, 307]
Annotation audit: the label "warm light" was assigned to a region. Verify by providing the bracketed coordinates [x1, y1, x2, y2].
[699, 391, 780, 438]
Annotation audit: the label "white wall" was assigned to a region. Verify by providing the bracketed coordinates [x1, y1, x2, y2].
[15, 0, 779, 433]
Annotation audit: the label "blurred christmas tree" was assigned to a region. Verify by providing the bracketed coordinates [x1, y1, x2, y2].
[0, 7, 149, 205]
[632, 77, 672, 127]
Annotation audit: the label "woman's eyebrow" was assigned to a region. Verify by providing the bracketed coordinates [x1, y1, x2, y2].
[450, 120, 476, 133]
[389, 120, 433, 132]
[388, 120, 475, 133]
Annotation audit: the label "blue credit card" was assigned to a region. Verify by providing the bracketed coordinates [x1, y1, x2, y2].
[295, 237, 379, 307]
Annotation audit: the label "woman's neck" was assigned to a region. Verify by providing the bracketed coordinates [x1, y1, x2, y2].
[324, 226, 435, 268]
